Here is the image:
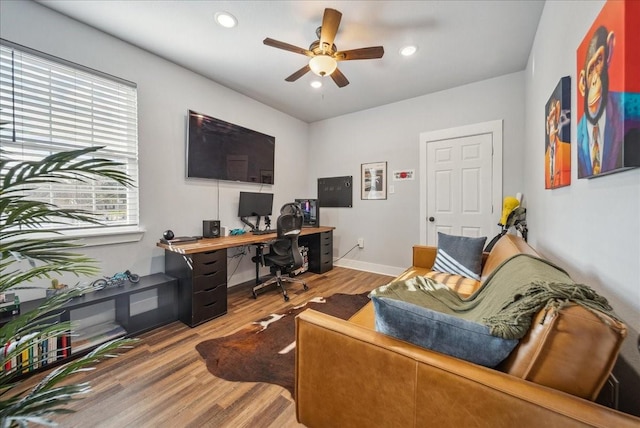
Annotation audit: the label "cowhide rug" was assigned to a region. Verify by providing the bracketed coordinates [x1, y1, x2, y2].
[195, 292, 371, 395]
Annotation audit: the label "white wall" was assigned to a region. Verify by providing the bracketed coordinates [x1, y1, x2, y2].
[0, 0, 309, 290]
[524, 0, 640, 409]
[308, 72, 526, 275]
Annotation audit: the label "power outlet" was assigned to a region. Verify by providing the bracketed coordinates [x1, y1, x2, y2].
[357, 238, 364, 249]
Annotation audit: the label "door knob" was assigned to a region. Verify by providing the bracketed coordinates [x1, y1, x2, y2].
[428, 217, 435, 222]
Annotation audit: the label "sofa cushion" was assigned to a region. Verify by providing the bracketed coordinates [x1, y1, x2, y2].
[433, 233, 486, 281]
[371, 295, 518, 367]
[423, 271, 480, 297]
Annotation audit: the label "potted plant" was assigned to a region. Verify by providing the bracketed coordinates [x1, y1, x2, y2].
[0, 146, 137, 426]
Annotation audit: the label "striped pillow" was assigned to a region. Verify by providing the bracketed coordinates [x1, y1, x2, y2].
[432, 233, 486, 281]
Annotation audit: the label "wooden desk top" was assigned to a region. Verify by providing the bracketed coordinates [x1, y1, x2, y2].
[157, 226, 334, 254]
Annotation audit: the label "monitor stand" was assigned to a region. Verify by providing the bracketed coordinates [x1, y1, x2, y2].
[241, 215, 273, 233]
[240, 216, 257, 231]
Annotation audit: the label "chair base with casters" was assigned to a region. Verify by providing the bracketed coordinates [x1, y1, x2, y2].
[251, 266, 308, 301]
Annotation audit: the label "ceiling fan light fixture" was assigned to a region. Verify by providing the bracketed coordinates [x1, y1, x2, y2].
[400, 45, 417, 56]
[215, 11, 237, 28]
[309, 55, 337, 77]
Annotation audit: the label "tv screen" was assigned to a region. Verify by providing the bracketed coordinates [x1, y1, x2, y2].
[186, 110, 275, 184]
[238, 192, 274, 218]
[295, 198, 320, 227]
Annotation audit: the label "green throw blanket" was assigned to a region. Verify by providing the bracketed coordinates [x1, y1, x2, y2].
[369, 254, 620, 340]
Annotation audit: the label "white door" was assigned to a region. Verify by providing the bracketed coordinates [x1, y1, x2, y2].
[419, 121, 503, 246]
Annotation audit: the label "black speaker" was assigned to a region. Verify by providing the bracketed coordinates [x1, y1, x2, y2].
[203, 220, 221, 238]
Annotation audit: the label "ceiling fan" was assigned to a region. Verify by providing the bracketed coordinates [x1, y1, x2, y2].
[263, 8, 384, 88]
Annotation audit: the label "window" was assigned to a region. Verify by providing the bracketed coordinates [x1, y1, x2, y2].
[0, 40, 139, 232]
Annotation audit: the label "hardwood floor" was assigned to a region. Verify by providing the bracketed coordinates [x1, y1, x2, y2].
[34, 267, 393, 427]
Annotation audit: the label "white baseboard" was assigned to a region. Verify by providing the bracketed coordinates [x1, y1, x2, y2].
[333, 259, 405, 278]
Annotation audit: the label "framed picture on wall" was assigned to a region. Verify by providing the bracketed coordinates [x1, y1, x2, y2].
[361, 161, 387, 200]
[545, 76, 571, 189]
[576, 0, 640, 179]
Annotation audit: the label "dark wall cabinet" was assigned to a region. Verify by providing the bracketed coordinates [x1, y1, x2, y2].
[164, 249, 227, 327]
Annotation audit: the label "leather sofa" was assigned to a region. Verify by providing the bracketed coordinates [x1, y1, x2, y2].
[295, 234, 638, 427]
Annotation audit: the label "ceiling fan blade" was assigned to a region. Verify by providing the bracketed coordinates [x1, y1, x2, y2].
[263, 38, 314, 57]
[320, 8, 342, 53]
[335, 46, 385, 61]
[331, 67, 349, 88]
[285, 65, 311, 82]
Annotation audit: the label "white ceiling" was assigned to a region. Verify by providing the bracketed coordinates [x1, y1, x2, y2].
[38, 0, 545, 123]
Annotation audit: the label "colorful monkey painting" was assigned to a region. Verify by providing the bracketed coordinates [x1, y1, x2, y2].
[545, 77, 571, 189]
[576, 0, 640, 179]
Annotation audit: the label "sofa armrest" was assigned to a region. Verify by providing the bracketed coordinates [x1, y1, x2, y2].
[413, 244, 490, 270]
[295, 309, 639, 428]
[412, 245, 437, 268]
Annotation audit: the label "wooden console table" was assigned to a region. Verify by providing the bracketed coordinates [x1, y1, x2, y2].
[158, 226, 334, 327]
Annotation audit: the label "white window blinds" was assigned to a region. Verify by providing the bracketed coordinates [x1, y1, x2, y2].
[0, 41, 139, 230]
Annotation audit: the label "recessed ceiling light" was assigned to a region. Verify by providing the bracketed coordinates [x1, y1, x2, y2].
[215, 12, 237, 28]
[310, 81, 322, 89]
[399, 45, 417, 57]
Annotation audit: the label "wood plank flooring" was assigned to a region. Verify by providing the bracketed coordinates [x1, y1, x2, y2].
[28, 267, 394, 427]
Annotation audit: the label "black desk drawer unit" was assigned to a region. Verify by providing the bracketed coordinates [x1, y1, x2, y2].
[165, 249, 227, 327]
[301, 230, 333, 274]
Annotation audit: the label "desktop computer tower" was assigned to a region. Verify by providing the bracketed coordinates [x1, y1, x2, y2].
[203, 220, 221, 238]
[295, 199, 319, 227]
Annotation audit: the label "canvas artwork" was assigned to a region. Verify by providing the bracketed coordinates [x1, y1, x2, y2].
[545, 76, 571, 189]
[576, 0, 640, 179]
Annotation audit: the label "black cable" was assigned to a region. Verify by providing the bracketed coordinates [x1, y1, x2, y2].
[334, 244, 359, 262]
[226, 246, 247, 282]
[216, 179, 220, 219]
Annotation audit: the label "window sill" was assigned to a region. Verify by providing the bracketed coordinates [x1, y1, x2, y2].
[14, 227, 145, 248]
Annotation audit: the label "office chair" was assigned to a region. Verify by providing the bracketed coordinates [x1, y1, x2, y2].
[252, 203, 309, 301]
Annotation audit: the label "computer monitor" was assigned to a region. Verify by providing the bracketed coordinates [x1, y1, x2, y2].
[238, 192, 274, 218]
[295, 198, 320, 227]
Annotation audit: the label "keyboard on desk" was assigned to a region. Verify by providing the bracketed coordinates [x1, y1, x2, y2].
[252, 229, 273, 235]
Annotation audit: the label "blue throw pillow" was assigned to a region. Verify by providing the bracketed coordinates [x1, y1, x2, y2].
[432, 232, 486, 280]
[371, 295, 518, 367]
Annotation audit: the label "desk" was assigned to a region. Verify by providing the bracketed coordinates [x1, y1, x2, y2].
[158, 226, 334, 327]
[156, 226, 334, 254]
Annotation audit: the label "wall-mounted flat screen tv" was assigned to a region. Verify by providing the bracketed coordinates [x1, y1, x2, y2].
[186, 110, 275, 184]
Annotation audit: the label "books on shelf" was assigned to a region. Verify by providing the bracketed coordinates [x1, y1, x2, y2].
[2, 331, 68, 375]
[2, 321, 126, 375]
[71, 321, 127, 354]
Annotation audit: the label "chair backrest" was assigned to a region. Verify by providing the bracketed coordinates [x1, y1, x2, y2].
[272, 203, 304, 269]
[277, 203, 303, 237]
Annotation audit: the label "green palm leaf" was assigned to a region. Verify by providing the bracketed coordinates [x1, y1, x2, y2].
[0, 146, 138, 426]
